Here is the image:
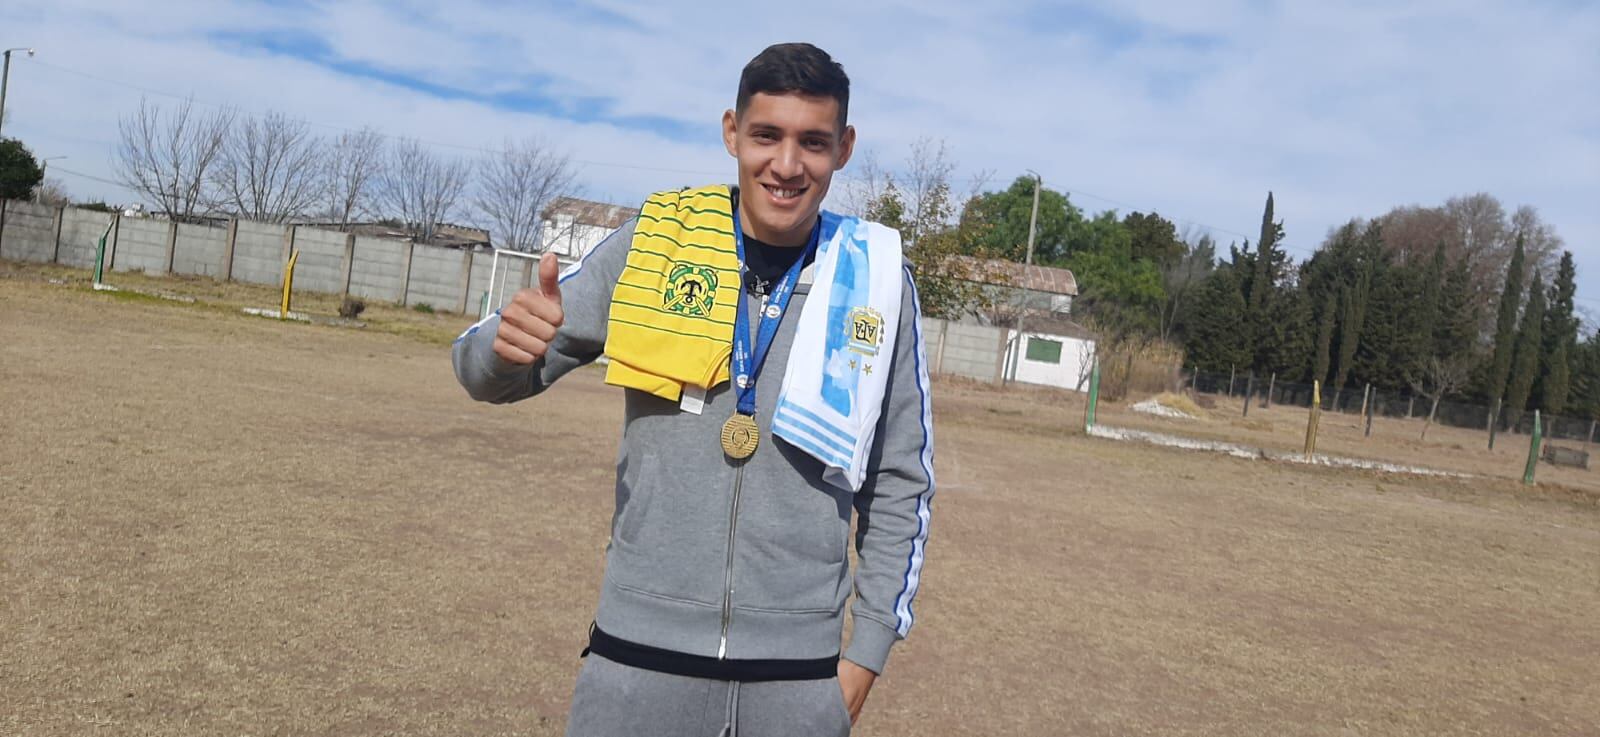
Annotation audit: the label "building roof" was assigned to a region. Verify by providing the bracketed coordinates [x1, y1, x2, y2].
[336, 221, 492, 249]
[545, 196, 639, 230]
[1021, 316, 1097, 341]
[951, 255, 1078, 296]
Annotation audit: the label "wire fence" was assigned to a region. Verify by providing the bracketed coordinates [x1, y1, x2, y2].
[1189, 369, 1600, 447]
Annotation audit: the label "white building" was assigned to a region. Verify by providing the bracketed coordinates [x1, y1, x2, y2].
[950, 256, 1097, 392]
[540, 197, 639, 263]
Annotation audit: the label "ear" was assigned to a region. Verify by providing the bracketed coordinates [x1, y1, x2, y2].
[835, 124, 857, 171]
[722, 109, 739, 158]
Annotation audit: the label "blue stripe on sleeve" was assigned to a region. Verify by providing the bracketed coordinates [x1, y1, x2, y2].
[891, 266, 936, 637]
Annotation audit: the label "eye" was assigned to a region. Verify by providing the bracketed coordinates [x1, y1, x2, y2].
[804, 137, 830, 151]
[753, 130, 779, 142]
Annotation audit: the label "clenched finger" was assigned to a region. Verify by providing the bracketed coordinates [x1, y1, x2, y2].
[512, 291, 564, 328]
[497, 328, 549, 361]
[500, 308, 559, 343]
[493, 336, 537, 365]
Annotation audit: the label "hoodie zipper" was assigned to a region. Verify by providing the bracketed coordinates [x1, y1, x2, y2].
[717, 462, 745, 659]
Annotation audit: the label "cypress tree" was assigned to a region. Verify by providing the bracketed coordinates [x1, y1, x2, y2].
[1572, 331, 1600, 420]
[1244, 192, 1287, 373]
[1435, 254, 1478, 359]
[1545, 341, 1571, 417]
[1313, 290, 1336, 386]
[1184, 269, 1251, 373]
[1418, 244, 1446, 357]
[1504, 271, 1545, 427]
[1330, 223, 1380, 400]
[1486, 236, 1526, 401]
[1331, 274, 1371, 402]
[1539, 251, 1578, 415]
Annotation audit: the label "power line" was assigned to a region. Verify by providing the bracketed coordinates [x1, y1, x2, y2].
[27, 59, 1576, 285]
[51, 165, 134, 190]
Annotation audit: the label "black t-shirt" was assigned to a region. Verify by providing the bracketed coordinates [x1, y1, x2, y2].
[741, 230, 818, 296]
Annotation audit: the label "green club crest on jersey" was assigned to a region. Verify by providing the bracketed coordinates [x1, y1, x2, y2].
[664, 262, 718, 317]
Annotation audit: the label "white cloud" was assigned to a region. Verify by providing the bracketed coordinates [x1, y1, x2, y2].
[3, 0, 1595, 299]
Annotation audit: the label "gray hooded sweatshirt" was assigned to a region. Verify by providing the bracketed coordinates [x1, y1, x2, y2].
[451, 217, 934, 674]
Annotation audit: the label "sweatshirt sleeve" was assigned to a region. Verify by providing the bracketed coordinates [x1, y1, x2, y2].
[844, 265, 935, 675]
[451, 219, 635, 404]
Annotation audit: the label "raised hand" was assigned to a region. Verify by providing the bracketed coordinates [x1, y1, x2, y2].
[493, 252, 565, 365]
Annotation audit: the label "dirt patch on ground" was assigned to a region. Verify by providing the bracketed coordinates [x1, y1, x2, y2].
[3, 272, 1597, 736]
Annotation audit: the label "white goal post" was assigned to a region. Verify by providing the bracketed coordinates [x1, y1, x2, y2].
[483, 248, 543, 319]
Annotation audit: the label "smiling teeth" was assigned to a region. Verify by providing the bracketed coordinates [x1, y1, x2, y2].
[771, 187, 801, 199]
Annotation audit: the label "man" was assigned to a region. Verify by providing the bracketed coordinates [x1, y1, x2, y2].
[453, 43, 933, 737]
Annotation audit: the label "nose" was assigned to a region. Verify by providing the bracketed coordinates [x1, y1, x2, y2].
[771, 140, 803, 181]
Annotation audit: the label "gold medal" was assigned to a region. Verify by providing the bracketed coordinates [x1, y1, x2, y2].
[721, 413, 760, 459]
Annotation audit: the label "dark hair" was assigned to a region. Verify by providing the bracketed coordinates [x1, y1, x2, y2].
[736, 43, 850, 130]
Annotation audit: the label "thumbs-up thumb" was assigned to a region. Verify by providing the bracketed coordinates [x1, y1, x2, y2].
[538, 252, 562, 305]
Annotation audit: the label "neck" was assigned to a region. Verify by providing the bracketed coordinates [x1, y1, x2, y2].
[737, 192, 814, 247]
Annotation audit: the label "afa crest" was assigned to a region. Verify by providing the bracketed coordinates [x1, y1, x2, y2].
[846, 307, 885, 355]
[664, 263, 718, 317]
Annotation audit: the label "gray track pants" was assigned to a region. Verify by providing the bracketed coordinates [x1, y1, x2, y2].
[564, 654, 852, 737]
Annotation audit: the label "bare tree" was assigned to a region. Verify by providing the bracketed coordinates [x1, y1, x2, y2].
[1407, 354, 1472, 440]
[838, 151, 894, 221]
[374, 138, 470, 242]
[901, 138, 956, 247]
[210, 111, 324, 223]
[33, 177, 69, 207]
[113, 97, 234, 222]
[325, 127, 384, 231]
[1159, 229, 1216, 340]
[1509, 204, 1564, 274]
[474, 137, 577, 252]
[1377, 205, 1454, 266]
[839, 141, 988, 244]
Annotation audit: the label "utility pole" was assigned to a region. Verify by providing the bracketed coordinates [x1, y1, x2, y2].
[1025, 171, 1040, 266]
[0, 48, 36, 137]
[37, 156, 64, 201]
[1008, 170, 1043, 384]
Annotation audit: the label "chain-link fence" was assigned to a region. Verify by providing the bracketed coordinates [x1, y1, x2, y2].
[1188, 369, 1600, 446]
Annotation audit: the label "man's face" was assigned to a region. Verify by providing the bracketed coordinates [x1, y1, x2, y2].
[723, 92, 855, 246]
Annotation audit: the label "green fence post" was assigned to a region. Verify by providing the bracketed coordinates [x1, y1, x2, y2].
[92, 219, 113, 285]
[1523, 410, 1543, 485]
[1085, 360, 1101, 432]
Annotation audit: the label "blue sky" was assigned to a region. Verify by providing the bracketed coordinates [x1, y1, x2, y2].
[4, 0, 1597, 309]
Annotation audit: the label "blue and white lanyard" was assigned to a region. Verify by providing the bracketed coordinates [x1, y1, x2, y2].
[730, 207, 821, 417]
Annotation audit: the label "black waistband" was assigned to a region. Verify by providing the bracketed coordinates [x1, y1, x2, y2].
[583, 625, 838, 682]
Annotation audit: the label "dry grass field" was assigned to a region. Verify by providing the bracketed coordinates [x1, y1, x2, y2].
[3, 264, 1598, 736]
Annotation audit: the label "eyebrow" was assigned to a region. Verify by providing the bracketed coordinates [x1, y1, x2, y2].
[748, 122, 837, 141]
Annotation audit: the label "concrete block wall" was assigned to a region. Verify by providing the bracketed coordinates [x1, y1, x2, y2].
[2, 200, 503, 316]
[58, 209, 118, 270]
[231, 220, 288, 286]
[347, 236, 407, 303]
[109, 216, 169, 274]
[0, 201, 58, 263]
[464, 250, 497, 317]
[173, 222, 227, 277]
[290, 226, 347, 295]
[923, 317, 1005, 383]
[404, 243, 469, 311]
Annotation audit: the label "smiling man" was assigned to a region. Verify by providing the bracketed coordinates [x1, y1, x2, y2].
[453, 43, 934, 737]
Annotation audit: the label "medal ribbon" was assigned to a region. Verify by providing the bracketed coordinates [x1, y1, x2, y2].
[730, 205, 821, 417]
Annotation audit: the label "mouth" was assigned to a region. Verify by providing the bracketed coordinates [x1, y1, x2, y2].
[761, 183, 807, 204]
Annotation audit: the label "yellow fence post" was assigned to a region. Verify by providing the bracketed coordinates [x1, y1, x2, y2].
[1304, 380, 1322, 460]
[280, 249, 300, 319]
